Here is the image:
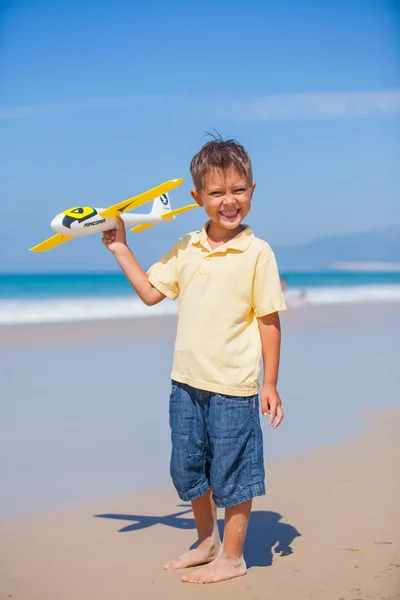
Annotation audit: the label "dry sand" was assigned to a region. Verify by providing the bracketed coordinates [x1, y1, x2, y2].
[1, 408, 399, 600]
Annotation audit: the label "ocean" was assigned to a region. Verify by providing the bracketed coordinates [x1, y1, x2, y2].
[1, 271, 400, 325]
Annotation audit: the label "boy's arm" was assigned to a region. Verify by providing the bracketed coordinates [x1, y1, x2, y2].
[257, 311, 284, 429]
[102, 218, 166, 306]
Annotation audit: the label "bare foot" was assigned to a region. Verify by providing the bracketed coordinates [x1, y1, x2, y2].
[182, 554, 247, 584]
[164, 540, 221, 571]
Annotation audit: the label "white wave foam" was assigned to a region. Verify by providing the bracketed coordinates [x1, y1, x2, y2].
[1, 285, 400, 325]
[285, 284, 400, 307]
[0, 296, 177, 325]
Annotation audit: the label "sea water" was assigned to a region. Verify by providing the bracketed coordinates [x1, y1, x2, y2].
[1, 271, 400, 325]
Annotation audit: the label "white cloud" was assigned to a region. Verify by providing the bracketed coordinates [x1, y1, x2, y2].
[0, 94, 166, 118]
[1, 90, 400, 121]
[253, 90, 400, 119]
[195, 90, 400, 121]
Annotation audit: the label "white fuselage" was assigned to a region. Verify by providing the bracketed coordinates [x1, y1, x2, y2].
[50, 209, 174, 237]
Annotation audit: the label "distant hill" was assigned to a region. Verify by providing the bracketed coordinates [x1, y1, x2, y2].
[275, 226, 400, 271]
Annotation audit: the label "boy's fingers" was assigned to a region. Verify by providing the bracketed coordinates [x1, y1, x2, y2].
[272, 406, 284, 429]
[273, 412, 284, 429]
[269, 406, 277, 426]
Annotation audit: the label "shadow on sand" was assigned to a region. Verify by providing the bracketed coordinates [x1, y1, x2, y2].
[94, 506, 301, 568]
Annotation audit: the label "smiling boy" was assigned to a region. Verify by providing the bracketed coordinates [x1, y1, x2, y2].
[102, 138, 286, 584]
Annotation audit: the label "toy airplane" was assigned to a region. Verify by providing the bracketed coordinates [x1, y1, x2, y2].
[30, 178, 198, 252]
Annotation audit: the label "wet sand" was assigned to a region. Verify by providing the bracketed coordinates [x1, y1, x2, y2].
[0, 304, 399, 597]
[1, 301, 399, 349]
[0, 408, 399, 599]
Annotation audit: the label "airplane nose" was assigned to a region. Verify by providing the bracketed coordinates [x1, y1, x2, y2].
[50, 214, 62, 231]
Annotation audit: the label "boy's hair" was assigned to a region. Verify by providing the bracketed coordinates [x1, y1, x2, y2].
[190, 137, 253, 191]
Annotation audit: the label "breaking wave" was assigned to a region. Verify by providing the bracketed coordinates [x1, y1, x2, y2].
[1, 285, 400, 325]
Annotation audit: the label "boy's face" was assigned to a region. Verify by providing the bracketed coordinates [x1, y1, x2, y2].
[190, 167, 256, 233]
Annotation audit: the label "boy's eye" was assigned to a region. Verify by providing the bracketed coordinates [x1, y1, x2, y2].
[210, 191, 223, 196]
[234, 188, 245, 194]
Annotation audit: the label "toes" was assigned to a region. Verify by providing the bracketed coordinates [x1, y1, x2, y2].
[182, 571, 209, 584]
[164, 560, 182, 571]
[182, 573, 199, 583]
[164, 559, 179, 570]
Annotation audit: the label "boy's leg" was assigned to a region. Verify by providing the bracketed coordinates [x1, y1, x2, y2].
[182, 391, 264, 583]
[164, 488, 221, 570]
[182, 499, 251, 583]
[167, 383, 217, 569]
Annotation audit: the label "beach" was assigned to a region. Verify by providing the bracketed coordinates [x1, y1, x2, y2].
[1, 303, 399, 598]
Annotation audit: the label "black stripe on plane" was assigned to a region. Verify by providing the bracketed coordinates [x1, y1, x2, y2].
[62, 208, 97, 229]
[117, 203, 134, 214]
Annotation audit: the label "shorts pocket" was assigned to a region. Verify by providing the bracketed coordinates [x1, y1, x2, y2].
[170, 433, 206, 495]
[216, 393, 256, 405]
[209, 394, 255, 441]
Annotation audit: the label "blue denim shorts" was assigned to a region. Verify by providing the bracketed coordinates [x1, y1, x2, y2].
[169, 380, 265, 508]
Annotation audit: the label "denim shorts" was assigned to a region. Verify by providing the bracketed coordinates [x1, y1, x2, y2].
[169, 380, 265, 508]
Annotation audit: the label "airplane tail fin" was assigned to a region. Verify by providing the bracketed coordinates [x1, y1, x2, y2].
[150, 193, 172, 217]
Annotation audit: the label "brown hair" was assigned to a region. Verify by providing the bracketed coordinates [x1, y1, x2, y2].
[190, 137, 253, 191]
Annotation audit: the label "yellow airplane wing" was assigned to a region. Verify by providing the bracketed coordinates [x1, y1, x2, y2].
[99, 178, 184, 218]
[129, 224, 156, 233]
[29, 233, 74, 252]
[160, 204, 199, 219]
[130, 205, 199, 233]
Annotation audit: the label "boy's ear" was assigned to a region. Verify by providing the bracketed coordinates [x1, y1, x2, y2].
[251, 181, 256, 195]
[190, 188, 203, 207]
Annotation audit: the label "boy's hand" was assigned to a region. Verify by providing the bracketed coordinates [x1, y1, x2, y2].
[260, 383, 283, 429]
[102, 217, 127, 251]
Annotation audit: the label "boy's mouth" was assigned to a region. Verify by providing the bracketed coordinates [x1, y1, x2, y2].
[219, 209, 240, 221]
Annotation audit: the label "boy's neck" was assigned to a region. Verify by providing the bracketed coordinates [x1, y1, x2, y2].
[206, 221, 244, 247]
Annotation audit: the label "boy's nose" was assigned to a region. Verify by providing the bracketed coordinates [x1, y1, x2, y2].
[223, 194, 237, 205]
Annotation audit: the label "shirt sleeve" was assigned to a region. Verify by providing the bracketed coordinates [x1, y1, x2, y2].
[147, 242, 180, 300]
[252, 253, 287, 317]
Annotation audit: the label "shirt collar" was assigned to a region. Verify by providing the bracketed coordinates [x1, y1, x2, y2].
[191, 221, 254, 253]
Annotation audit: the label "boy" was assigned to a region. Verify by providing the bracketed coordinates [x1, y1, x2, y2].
[102, 139, 286, 584]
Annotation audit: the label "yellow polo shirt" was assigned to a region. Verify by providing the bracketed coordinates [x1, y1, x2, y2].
[147, 222, 286, 396]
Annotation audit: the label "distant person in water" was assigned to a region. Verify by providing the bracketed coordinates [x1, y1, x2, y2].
[280, 277, 307, 306]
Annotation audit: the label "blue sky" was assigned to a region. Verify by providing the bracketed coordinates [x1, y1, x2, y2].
[1, 0, 399, 272]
